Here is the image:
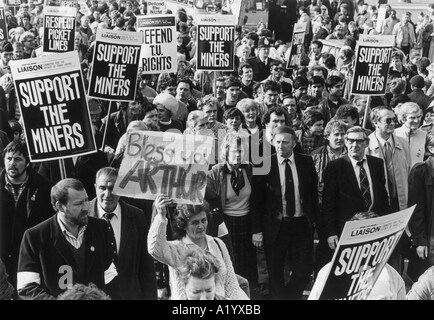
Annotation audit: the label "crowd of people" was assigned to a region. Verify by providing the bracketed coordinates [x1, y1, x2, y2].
[2, 0, 434, 301]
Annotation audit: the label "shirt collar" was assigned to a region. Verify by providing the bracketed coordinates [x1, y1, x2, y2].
[375, 132, 394, 148]
[348, 155, 368, 168]
[277, 153, 295, 165]
[182, 234, 214, 247]
[96, 202, 121, 219]
[5, 171, 28, 187]
[56, 213, 87, 238]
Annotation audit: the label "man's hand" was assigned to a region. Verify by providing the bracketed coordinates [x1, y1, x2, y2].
[252, 232, 263, 248]
[327, 235, 339, 250]
[416, 246, 428, 260]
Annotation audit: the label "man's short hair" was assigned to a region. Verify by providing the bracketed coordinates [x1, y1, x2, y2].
[311, 65, 328, 79]
[95, 167, 119, 182]
[2, 140, 29, 164]
[262, 106, 289, 126]
[237, 62, 253, 76]
[325, 75, 343, 90]
[321, 53, 336, 69]
[298, 95, 318, 111]
[272, 125, 296, 140]
[224, 76, 242, 89]
[335, 104, 359, 123]
[311, 39, 323, 49]
[310, 76, 325, 86]
[177, 78, 194, 92]
[391, 51, 404, 61]
[293, 76, 309, 90]
[346, 125, 369, 141]
[159, 77, 177, 91]
[223, 107, 245, 122]
[263, 79, 281, 93]
[51, 178, 85, 209]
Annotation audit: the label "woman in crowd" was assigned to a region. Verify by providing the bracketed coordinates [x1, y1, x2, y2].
[207, 132, 257, 284]
[148, 195, 249, 300]
[177, 249, 225, 300]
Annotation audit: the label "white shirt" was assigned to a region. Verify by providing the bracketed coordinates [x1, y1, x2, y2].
[97, 203, 121, 253]
[277, 154, 303, 217]
[348, 155, 374, 211]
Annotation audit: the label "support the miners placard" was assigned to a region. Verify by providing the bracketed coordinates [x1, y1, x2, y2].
[136, 14, 177, 74]
[114, 131, 214, 205]
[351, 35, 394, 96]
[312, 205, 415, 300]
[286, 22, 306, 69]
[196, 14, 235, 71]
[88, 28, 143, 101]
[43, 6, 76, 53]
[10, 51, 97, 162]
[0, 6, 8, 42]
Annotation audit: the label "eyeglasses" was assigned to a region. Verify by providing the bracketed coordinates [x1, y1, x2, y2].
[346, 138, 366, 144]
[381, 118, 397, 124]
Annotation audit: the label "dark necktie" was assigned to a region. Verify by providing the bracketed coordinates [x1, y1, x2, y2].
[231, 167, 245, 196]
[104, 212, 118, 263]
[284, 159, 296, 218]
[384, 141, 397, 199]
[357, 160, 372, 211]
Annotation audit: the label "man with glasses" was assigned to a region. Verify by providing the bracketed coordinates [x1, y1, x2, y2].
[367, 107, 411, 275]
[320, 126, 390, 268]
[261, 61, 292, 96]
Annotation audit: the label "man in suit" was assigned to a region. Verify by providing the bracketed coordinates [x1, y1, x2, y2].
[88, 167, 157, 300]
[320, 126, 390, 267]
[17, 178, 112, 299]
[252, 125, 319, 300]
[248, 37, 276, 82]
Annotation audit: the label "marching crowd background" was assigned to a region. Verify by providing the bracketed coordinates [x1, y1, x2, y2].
[2, 0, 434, 300]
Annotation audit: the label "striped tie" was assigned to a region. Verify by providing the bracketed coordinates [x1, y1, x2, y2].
[357, 160, 372, 211]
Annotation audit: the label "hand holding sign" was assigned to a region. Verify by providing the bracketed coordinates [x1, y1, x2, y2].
[154, 194, 174, 217]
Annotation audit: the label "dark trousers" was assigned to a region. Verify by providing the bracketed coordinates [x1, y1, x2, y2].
[264, 216, 313, 300]
[399, 45, 411, 57]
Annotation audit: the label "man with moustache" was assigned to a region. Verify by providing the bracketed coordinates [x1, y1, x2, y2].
[17, 178, 113, 299]
[88, 167, 157, 300]
[0, 140, 54, 290]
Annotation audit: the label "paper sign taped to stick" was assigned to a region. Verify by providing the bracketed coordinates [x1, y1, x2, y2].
[88, 28, 143, 101]
[350, 35, 394, 96]
[136, 14, 177, 74]
[43, 6, 76, 53]
[114, 131, 214, 204]
[315, 205, 415, 300]
[285, 22, 306, 69]
[10, 51, 96, 162]
[196, 14, 235, 71]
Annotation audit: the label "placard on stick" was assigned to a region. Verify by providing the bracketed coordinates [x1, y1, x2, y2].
[136, 14, 177, 75]
[10, 51, 96, 162]
[285, 22, 306, 69]
[351, 35, 394, 96]
[196, 14, 236, 71]
[43, 6, 76, 53]
[114, 131, 214, 205]
[88, 28, 143, 102]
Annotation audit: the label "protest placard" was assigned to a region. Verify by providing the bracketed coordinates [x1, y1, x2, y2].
[136, 14, 177, 74]
[88, 28, 142, 101]
[285, 22, 306, 69]
[0, 6, 8, 42]
[146, 0, 166, 14]
[6, 0, 21, 7]
[10, 51, 96, 162]
[196, 14, 235, 71]
[43, 6, 76, 53]
[44, 0, 77, 7]
[375, 6, 387, 33]
[351, 35, 394, 96]
[114, 131, 214, 204]
[315, 205, 415, 300]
